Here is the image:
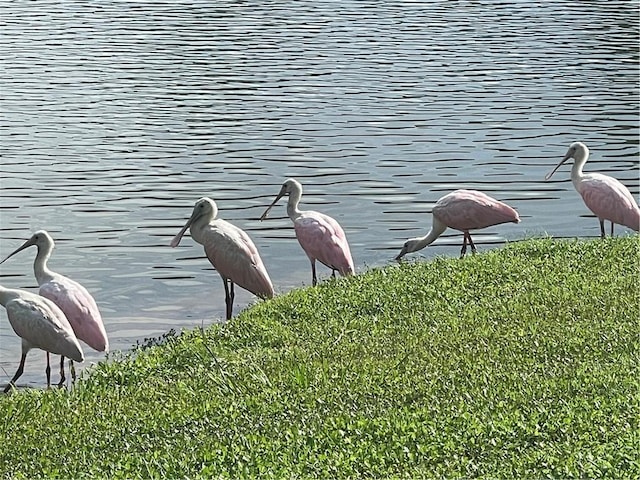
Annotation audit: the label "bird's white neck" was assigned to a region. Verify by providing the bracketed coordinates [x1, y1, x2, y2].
[286, 187, 304, 220]
[34, 244, 56, 285]
[189, 213, 216, 246]
[570, 145, 589, 187]
[409, 218, 448, 253]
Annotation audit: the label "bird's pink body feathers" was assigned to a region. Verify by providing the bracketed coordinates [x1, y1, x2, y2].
[433, 189, 521, 231]
[260, 178, 355, 284]
[0, 230, 108, 356]
[294, 211, 355, 276]
[39, 274, 108, 352]
[2, 288, 84, 363]
[200, 218, 274, 299]
[576, 174, 640, 232]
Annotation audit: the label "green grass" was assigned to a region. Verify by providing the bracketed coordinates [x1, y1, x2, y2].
[1, 237, 638, 479]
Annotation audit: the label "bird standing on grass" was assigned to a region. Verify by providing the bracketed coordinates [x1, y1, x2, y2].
[170, 197, 274, 320]
[0, 285, 84, 393]
[545, 142, 640, 238]
[396, 189, 520, 260]
[0, 231, 108, 386]
[260, 178, 355, 286]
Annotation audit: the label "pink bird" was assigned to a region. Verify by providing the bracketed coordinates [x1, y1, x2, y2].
[0, 231, 108, 386]
[260, 178, 355, 286]
[170, 197, 274, 320]
[395, 189, 521, 260]
[545, 142, 640, 238]
[0, 284, 84, 393]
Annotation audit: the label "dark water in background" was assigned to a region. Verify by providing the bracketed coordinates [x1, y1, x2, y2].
[1, 1, 638, 387]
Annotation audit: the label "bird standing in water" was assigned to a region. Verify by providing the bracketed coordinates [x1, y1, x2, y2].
[0, 230, 108, 386]
[0, 284, 84, 392]
[545, 141, 640, 238]
[171, 197, 274, 320]
[260, 178, 355, 286]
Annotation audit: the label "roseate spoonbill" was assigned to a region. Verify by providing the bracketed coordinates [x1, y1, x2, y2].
[0, 285, 84, 393]
[545, 142, 640, 238]
[260, 178, 355, 286]
[170, 197, 274, 320]
[0, 230, 108, 386]
[395, 189, 520, 260]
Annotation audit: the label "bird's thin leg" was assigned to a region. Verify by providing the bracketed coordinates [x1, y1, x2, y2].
[331, 269, 336, 279]
[229, 282, 235, 317]
[599, 219, 606, 239]
[58, 355, 66, 387]
[70, 359, 76, 384]
[4, 352, 27, 393]
[222, 278, 234, 320]
[460, 233, 468, 258]
[45, 352, 51, 388]
[311, 261, 318, 286]
[468, 233, 478, 254]
[610, 222, 614, 237]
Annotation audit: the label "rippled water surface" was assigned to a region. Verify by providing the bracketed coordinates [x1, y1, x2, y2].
[1, 0, 638, 387]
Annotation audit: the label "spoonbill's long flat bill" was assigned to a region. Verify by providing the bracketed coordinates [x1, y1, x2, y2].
[545, 142, 640, 238]
[0, 285, 84, 393]
[396, 189, 520, 260]
[260, 178, 354, 286]
[0, 230, 108, 386]
[171, 197, 274, 320]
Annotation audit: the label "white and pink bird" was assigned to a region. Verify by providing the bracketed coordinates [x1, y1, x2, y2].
[260, 178, 355, 286]
[0, 284, 84, 393]
[395, 189, 520, 260]
[0, 231, 108, 386]
[170, 197, 274, 320]
[545, 142, 640, 238]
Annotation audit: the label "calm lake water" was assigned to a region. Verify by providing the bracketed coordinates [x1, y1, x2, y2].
[1, 0, 638, 388]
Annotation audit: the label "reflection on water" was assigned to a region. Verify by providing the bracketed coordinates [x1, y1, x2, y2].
[0, 0, 638, 387]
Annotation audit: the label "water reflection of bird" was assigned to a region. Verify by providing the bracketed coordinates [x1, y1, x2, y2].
[260, 178, 355, 286]
[545, 141, 640, 238]
[0, 285, 84, 393]
[171, 197, 274, 320]
[395, 189, 521, 260]
[0, 230, 108, 386]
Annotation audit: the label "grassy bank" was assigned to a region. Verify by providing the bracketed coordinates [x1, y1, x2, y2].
[1, 237, 638, 478]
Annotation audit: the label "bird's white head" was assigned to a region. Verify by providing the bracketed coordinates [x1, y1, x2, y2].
[192, 197, 218, 220]
[281, 178, 302, 195]
[260, 178, 303, 221]
[170, 197, 218, 248]
[0, 230, 55, 265]
[395, 237, 422, 261]
[545, 141, 590, 181]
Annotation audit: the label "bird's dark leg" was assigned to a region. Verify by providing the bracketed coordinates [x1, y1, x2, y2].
[460, 233, 468, 258]
[58, 355, 66, 387]
[599, 219, 606, 239]
[222, 278, 234, 320]
[70, 359, 76, 384]
[610, 221, 614, 237]
[331, 269, 336, 279]
[4, 352, 27, 393]
[45, 352, 51, 388]
[311, 261, 318, 286]
[468, 233, 478, 254]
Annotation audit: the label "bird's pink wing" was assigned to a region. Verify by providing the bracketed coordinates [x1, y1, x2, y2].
[6, 296, 84, 361]
[39, 276, 108, 352]
[434, 190, 520, 231]
[202, 220, 274, 298]
[579, 174, 640, 231]
[294, 212, 354, 275]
